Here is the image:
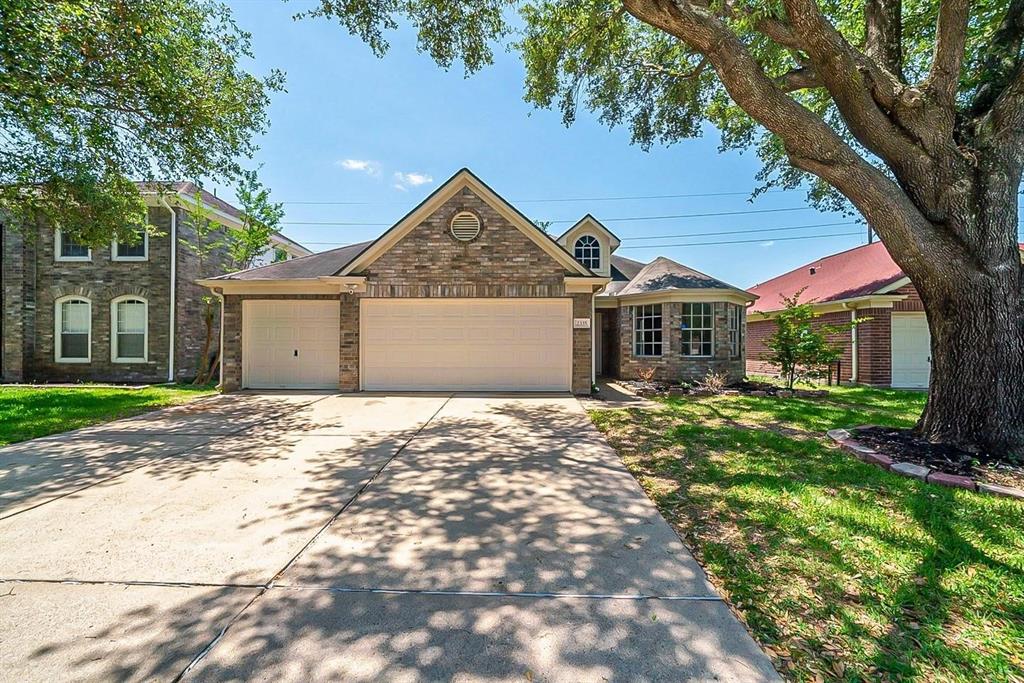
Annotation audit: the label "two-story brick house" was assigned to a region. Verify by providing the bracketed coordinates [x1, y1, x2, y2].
[0, 182, 309, 384]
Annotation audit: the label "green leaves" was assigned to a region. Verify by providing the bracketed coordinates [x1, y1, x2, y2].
[227, 170, 284, 271]
[763, 289, 857, 389]
[0, 0, 284, 244]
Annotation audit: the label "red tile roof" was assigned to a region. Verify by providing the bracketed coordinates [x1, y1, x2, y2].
[748, 241, 905, 314]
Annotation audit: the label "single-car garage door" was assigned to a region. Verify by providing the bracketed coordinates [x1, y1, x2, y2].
[891, 312, 931, 388]
[361, 298, 572, 391]
[243, 300, 340, 389]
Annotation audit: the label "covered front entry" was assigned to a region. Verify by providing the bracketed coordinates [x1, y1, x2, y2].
[242, 300, 340, 389]
[891, 312, 931, 388]
[360, 298, 572, 391]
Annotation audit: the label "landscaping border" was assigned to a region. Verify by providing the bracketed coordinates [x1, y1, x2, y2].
[826, 427, 1024, 500]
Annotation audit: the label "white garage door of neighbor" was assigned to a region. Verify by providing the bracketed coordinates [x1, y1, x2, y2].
[361, 298, 572, 391]
[891, 312, 931, 388]
[243, 300, 340, 389]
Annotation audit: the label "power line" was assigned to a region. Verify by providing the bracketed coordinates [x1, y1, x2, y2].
[279, 205, 820, 227]
[279, 188, 794, 205]
[616, 231, 864, 250]
[296, 220, 862, 246]
[622, 220, 858, 241]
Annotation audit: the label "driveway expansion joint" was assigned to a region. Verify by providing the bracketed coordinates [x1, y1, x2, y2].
[173, 393, 456, 681]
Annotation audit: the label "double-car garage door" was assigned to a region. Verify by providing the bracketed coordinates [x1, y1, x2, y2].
[242, 298, 572, 392]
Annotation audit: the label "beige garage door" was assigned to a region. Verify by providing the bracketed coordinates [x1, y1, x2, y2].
[243, 300, 340, 389]
[361, 298, 572, 391]
[891, 312, 931, 388]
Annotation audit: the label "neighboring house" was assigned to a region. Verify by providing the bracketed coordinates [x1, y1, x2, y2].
[0, 182, 310, 384]
[745, 241, 928, 388]
[199, 168, 755, 393]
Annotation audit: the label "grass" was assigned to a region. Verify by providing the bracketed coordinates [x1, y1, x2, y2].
[0, 384, 217, 446]
[589, 385, 1024, 682]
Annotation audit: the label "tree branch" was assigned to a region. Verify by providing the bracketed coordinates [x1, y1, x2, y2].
[779, 0, 926, 170]
[865, 0, 903, 80]
[622, 0, 938, 272]
[985, 63, 1024, 165]
[775, 67, 820, 92]
[968, 0, 1024, 118]
[925, 0, 970, 106]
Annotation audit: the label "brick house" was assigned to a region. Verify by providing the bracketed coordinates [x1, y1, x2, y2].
[745, 241, 930, 388]
[200, 169, 755, 393]
[0, 183, 310, 384]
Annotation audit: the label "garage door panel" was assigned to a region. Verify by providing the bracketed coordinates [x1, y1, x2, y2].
[243, 300, 340, 389]
[361, 298, 572, 391]
[891, 313, 930, 388]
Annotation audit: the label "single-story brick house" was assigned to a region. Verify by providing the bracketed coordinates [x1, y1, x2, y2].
[745, 241, 929, 387]
[200, 169, 755, 393]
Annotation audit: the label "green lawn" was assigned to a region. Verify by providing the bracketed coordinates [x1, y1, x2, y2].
[590, 386, 1024, 682]
[0, 384, 217, 446]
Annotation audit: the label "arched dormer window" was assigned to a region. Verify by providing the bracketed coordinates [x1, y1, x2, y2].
[574, 235, 601, 270]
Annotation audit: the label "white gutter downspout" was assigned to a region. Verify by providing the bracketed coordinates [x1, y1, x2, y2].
[213, 288, 225, 388]
[846, 304, 858, 384]
[159, 197, 177, 383]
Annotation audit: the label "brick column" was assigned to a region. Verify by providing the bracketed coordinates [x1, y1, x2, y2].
[220, 295, 243, 391]
[1, 224, 26, 382]
[571, 293, 593, 394]
[339, 294, 360, 391]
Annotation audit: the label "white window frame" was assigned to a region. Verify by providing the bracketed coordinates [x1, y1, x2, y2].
[681, 302, 714, 358]
[54, 230, 91, 262]
[727, 304, 742, 359]
[54, 295, 92, 363]
[633, 304, 663, 357]
[111, 230, 149, 262]
[110, 295, 149, 363]
[574, 234, 601, 270]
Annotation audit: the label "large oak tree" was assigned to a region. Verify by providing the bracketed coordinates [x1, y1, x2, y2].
[310, 0, 1024, 458]
[0, 0, 284, 244]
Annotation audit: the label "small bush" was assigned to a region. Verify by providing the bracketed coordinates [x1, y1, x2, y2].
[696, 370, 728, 394]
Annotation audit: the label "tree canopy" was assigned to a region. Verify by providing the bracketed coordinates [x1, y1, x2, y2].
[0, 0, 284, 244]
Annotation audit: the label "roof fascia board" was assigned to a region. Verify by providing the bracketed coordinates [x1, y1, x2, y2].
[749, 294, 908, 320]
[564, 275, 611, 293]
[613, 290, 756, 305]
[874, 276, 912, 294]
[339, 169, 593, 277]
[196, 278, 343, 295]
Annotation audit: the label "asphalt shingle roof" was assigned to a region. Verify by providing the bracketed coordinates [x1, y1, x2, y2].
[211, 241, 373, 280]
[616, 256, 747, 296]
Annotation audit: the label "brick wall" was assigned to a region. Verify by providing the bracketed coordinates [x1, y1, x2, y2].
[855, 307, 893, 386]
[746, 312, 854, 382]
[3, 206, 237, 385]
[616, 302, 746, 383]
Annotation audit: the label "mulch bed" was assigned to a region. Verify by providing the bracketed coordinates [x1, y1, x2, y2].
[621, 378, 829, 399]
[853, 426, 1024, 490]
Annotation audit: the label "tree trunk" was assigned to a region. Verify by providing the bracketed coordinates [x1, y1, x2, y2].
[911, 205, 1024, 460]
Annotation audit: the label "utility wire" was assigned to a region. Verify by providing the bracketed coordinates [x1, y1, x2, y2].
[280, 188, 793, 205]
[280, 205, 820, 226]
[296, 220, 862, 246]
[616, 231, 863, 250]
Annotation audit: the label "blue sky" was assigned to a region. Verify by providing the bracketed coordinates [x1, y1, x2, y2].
[219, 0, 868, 288]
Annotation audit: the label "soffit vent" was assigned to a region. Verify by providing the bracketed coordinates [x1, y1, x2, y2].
[450, 211, 481, 241]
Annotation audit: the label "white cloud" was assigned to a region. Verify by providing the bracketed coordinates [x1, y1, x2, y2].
[393, 171, 433, 189]
[761, 240, 775, 247]
[392, 183, 408, 192]
[336, 158, 381, 176]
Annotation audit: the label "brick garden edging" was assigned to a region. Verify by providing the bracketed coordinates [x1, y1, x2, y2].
[826, 427, 1024, 500]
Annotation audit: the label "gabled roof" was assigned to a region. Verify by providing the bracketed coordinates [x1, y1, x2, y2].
[210, 241, 373, 281]
[602, 255, 647, 296]
[557, 214, 621, 250]
[337, 168, 598, 278]
[617, 256, 751, 297]
[137, 180, 310, 256]
[748, 241, 904, 314]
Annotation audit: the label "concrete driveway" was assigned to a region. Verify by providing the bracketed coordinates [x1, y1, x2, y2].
[0, 392, 778, 682]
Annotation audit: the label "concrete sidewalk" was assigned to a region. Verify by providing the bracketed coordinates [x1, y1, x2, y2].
[0, 393, 778, 682]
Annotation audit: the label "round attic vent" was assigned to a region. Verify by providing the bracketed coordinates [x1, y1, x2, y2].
[450, 211, 481, 241]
